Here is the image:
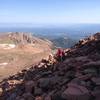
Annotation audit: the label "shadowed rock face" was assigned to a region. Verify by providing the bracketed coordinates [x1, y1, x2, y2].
[0, 33, 100, 100]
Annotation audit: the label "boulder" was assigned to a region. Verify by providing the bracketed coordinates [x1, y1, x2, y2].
[34, 87, 43, 96]
[62, 84, 91, 100]
[38, 78, 50, 90]
[22, 92, 34, 100]
[25, 80, 35, 93]
[8, 80, 22, 85]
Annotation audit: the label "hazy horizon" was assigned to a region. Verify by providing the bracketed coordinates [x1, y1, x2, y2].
[0, 23, 100, 28]
[0, 0, 100, 37]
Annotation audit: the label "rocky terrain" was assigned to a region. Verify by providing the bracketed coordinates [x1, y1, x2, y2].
[0, 32, 52, 81]
[0, 33, 100, 100]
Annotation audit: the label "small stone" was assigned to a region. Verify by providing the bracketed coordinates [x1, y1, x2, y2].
[44, 95, 51, 100]
[35, 96, 43, 100]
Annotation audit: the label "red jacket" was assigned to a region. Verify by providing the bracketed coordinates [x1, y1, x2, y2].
[56, 49, 64, 57]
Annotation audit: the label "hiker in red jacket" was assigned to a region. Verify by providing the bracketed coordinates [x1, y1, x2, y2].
[55, 48, 65, 62]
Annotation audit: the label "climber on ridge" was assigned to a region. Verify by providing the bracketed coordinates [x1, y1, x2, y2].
[54, 48, 65, 62]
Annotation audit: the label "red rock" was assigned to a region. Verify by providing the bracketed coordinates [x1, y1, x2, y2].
[35, 96, 43, 100]
[44, 95, 51, 100]
[62, 84, 91, 100]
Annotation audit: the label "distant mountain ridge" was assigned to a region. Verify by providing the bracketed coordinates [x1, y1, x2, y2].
[51, 36, 77, 48]
[0, 32, 53, 47]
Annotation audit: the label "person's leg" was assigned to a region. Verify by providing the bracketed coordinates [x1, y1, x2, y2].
[61, 56, 63, 62]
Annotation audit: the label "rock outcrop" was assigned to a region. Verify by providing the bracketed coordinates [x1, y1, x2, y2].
[0, 33, 100, 100]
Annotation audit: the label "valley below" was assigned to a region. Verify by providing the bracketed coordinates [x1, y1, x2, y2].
[0, 32, 52, 81]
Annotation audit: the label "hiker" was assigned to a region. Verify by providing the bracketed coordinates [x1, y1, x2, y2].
[55, 48, 65, 62]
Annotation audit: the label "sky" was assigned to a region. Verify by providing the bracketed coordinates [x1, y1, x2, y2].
[0, 0, 100, 25]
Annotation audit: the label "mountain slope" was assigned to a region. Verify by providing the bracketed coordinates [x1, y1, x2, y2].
[0, 32, 52, 81]
[0, 33, 100, 100]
